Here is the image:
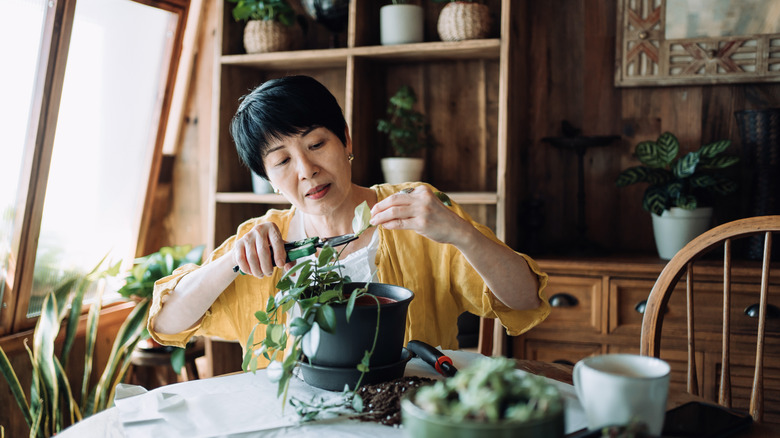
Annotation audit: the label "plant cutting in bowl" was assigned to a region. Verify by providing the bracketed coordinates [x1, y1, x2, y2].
[402, 356, 565, 437]
[615, 132, 739, 216]
[243, 201, 385, 416]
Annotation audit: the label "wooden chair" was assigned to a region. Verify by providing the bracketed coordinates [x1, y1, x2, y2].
[640, 215, 780, 422]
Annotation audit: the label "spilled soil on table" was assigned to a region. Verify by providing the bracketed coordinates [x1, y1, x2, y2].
[351, 376, 435, 426]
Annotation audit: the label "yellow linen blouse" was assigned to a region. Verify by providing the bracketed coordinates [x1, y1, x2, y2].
[148, 183, 550, 367]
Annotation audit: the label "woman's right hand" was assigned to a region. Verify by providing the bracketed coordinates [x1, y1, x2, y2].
[232, 222, 291, 278]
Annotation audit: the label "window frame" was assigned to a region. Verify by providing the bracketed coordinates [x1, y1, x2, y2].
[0, 0, 189, 335]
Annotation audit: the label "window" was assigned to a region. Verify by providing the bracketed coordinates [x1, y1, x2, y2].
[0, 0, 188, 334]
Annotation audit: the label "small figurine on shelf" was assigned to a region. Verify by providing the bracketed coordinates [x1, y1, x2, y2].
[227, 0, 304, 53]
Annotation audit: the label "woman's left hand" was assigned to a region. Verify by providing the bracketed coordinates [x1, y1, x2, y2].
[369, 186, 470, 245]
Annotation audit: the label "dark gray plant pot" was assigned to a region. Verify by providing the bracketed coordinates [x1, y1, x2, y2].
[306, 282, 413, 368]
[299, 348, 412, 391]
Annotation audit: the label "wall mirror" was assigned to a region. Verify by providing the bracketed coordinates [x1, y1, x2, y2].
[616, 0, 780, 87]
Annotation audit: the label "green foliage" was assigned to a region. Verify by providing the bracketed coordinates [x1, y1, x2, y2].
[377, 85, 433, 158]
[0, 260, 149, 437]
[243, 203, 379, 416]
[226, 0, 296, 25]
[615, 132, 739, 216]
[430, 0, 479, 3]
[414, 357, 563, 422]
[117, 244, 205, 300]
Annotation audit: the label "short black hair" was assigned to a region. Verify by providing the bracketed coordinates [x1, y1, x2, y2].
[230, 75, 347, 179]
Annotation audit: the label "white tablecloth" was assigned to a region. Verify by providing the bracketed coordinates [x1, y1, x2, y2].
[58, 350, 587, 437]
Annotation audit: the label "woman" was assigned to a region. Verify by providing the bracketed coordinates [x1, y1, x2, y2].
[149, 76, 549, 363]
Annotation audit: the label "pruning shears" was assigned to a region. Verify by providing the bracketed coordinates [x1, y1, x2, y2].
[232, 233, 358, 273]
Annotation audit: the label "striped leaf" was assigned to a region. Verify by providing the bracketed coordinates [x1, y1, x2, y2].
[81, 282, 103, 410]
[24, 341, 44, 438]
[699, 139, 732, 158]
[672, 151, 700, 178]
[690, 174, 717, 188]
[675, 195, 698, 210]
[699, 155, 739, 169]
[0, 346, 33, 428]
[54, 357, 81, 426]
[33, 293, 60, 433]
[643, 186, 669, 216]
[61, 277, 87, 370]
[710, 176, 739, 195]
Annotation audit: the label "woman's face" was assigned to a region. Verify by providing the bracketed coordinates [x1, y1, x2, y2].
[262, 126, 353, 216]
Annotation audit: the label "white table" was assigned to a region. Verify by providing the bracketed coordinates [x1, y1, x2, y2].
[58, 350, 587, 438]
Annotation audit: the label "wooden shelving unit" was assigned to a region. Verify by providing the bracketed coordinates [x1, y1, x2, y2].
[209, 0, 524, 355]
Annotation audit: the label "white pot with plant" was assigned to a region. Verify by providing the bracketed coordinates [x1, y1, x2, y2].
[227, 0, 303, 54]
[380, 1, 424, 45]
[377, 85, 433, 184]
[433, 0, 491, 42]
[617, 132, 740, 259]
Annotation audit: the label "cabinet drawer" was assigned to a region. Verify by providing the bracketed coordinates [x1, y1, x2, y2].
[541, 276, 602, 333]
[609, 278, 723, 337]
[523, 339, 602, 366]
[730, 286, 780, 336]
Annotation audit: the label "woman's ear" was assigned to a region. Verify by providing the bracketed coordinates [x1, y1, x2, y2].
[343, 125, 352, 155]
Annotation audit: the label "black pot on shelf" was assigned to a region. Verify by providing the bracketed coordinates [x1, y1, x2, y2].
[735, 108, 780, 259]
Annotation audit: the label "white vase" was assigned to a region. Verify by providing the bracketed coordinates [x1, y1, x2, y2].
[251, 172, 274, 194]
[381, 157, 424, 185]
[380, 4, 424, 45]
[651, 207, 714, 260]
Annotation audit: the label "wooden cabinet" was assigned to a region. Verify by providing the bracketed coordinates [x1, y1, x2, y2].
[208, 0, 525, 258]
[516, 256, 780, 423]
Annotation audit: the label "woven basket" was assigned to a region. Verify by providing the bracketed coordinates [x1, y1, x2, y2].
[243, 20, 301, 54]
[437, 2, 491, 42]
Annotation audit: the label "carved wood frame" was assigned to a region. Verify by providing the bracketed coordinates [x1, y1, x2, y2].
[615, 0, 780, 87]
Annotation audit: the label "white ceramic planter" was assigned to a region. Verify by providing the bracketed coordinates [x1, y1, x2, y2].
[380, 4, 424, 45]
[651, 207, 713, 260]
[381, 157, 424, 184]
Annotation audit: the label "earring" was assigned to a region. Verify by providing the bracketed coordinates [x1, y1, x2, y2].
[273, 187, 280, 194]
[348, 153, 354, 162]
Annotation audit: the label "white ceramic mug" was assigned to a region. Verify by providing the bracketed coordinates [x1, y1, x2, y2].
[573, 354, 670, 435]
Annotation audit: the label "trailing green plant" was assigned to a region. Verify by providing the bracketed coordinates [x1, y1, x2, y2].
[242, 202, 377, 416]
[616, 132, 739, 216]
[412, 356, 562, 422]
[116, 244, 205, 373]
[0, 258, 149, 437]
[226, 0, 297, 26]
[377, 85, 433, 158]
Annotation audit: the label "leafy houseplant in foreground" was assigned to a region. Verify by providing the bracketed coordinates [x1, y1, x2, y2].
[0, 259, 148, 437]
[402, 356, 564, 437]
[243, 202, 380, 410]
[616, 132, 739, 216]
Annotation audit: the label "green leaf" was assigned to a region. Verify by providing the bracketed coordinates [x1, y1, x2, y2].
[0, 346, 33, 428]
[317, 289, 340, 303]
[254, 310, 269, 324]
[675, 194, 698, 210]
[317, 246, 336, 267]
[82, 283, 103, 408]
[346, 291, 358, 323]
[699, 139, 731, 158]
[54, 357, 81, 425]
[170, 348, 186, 374]
[689, 174, 717, 188]
[289, 317, 313, 337]
[33, 293, 60, 426]
[268, 324, 284, 344]
[672, 151, 700, 178]
[700, 155, 739, 169]
[352, 394, 364, 412]
[643, 186, 669, 216]
[709, 176, 738, 195]
[316, 304, 337, 334]
[352, 201, 372, 236]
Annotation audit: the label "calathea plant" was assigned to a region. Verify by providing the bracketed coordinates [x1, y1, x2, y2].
[616, 132, 739, 216]
[377, 85, 433, 158]
[242, 201, 378, 412]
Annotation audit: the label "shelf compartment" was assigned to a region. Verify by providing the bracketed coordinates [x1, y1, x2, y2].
[220, 39, 500, 70]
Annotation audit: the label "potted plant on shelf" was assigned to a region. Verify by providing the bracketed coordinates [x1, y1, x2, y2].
[377, 85, 434, 184]
[227, 0, 303, 54]
[243, 202, 414, 408]
[616, 132, 739, 259]
[116, 244, 205, 372]
[401, 356, 565, 437]
[432, 0, 491, 42]
[380, 0, 424, 45]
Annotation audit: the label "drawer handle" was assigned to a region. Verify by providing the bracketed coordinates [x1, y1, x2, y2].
[635, 300, 647, 314]
[744, 303, 780, 319]
[549, 293, 578, 308]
